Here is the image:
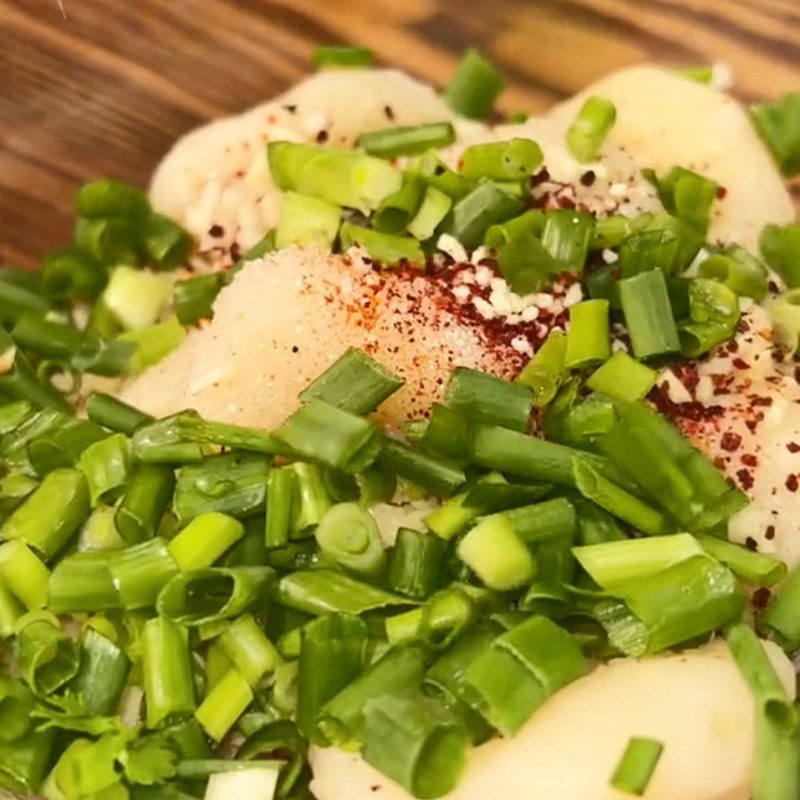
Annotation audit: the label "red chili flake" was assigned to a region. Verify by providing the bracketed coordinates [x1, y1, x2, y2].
[751, 587, 772, 610]
[787, 442, 800, 453]
[731, 357, 749, 370]
[745, 536, 758, 552]
[720, 431, 742, 452]
[751, 396, 773, 407]
[765, 524, 776, 540]
[741, 453, 758, 467]
[208, 224, 224, 238]
[786, 474, 799, 491]
[736, 469, 754, 490]
[715, 185, 728, 200]
[530, 168, 550, 187]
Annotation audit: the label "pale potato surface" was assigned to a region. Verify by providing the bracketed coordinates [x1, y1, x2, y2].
[549, 65, 795, 251]
[120, 247, 517, 428]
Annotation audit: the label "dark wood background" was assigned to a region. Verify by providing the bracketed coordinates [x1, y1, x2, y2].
[1, 0, 799, 268]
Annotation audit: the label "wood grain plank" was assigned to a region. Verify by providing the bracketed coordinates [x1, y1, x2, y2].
[0, 0, 798, 268]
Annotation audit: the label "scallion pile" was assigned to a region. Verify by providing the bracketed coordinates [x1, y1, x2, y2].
[0, 42, 799, 800]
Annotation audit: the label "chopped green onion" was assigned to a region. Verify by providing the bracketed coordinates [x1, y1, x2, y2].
[290, 461, 333, 534]
[617, 214, 703, 278]
[27, 417, 108, 475]
[591, 215, 631, 250]
[491, 497, 576, 545]
[142, 617, 196, 728]
[749, 91, 800, 178]
[485, 209, 545, 249]
[516, 330, 567, 406]
[156, 566, 273, 625]
[75, 178, 150, 218]
[115, 463, 175, 544]
[219, 614, 281, 687]
[566, 96, 617, 162]
[574, 533, 705, 590]
[196, 668, 253, 741]
[373, 173, 426, 233]
[457, 514, 534, 590]
[0, 278, 51, 326]
[460, 636, 545, 733]
[618, 269, 681, 359]
[16, 614, 80, 695]
[313, 45, 374, 68]
[79, 432, 132, 506]
[541, 209, 595, 271]
[110, 539, 179, 610]
[443, 48, 504, 120]
[363, 692, 469, 799]
[760, 224, 800, 287]
[386, 586, 475, 650]
[118, 314, 186, 373]
[48, 551, 119, 613]
[297, 614, 367, 738]
[173, 272, 224, 326]
[445, 366, 533, 432]
[141, 213, 193, 269]
[173, 453, 271, 524]
[0, 541, 49, 610]
[0, 580, 23, 638]
[470, 423, 625, 489]
[496, 230, 557, 293]
[726, 624, 800, 800]
[388, 528, 446, 599]
[1, 467, 89, 559]
[41, 246, 106, 301]
[461, 139, 543, 181]
[564, 299, 611, 369]
[275, 192, 341, 249]
[586, 351, 657, 402]
[317, 647, 426, 746]
[75, 215, 140, 266]
[315, 502, 386, 578]
[760, 565, 800, 649]
[699, 245, 769, 300]
[168, 512, 244, 571]
[380, 437, 466, 496]
[446, 182, 523, 250]
[768, 289, 800, 352]
[678, 278, 740, 357]
[358, 123, 456, 158]
[417, 403, 470, 460]
[339, 221, 425, 266]
[299, 347, 403, 414]
[265, 467, 296, 549]
[268, 142, 402, 212]
[86, 392, 152, 434]
[696, 534, 785, 587]
[11, 313, 89, 360]
[102, 265, 171, 331]
[574, 461, 667, 536]
[276, 569, 412, 616]
[0, 675, 34, 742]
[71, 627, 131, 717]
[407, 187, 452, 241]
[610, 737, 664, 796]
[275, 399, 380, 473]
[647, 166, 718, 234]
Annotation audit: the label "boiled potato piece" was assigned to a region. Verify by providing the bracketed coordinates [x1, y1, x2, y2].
[549, 65, 795, 251]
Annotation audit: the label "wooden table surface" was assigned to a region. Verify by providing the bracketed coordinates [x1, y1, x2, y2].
[1, 0, 799, 268]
